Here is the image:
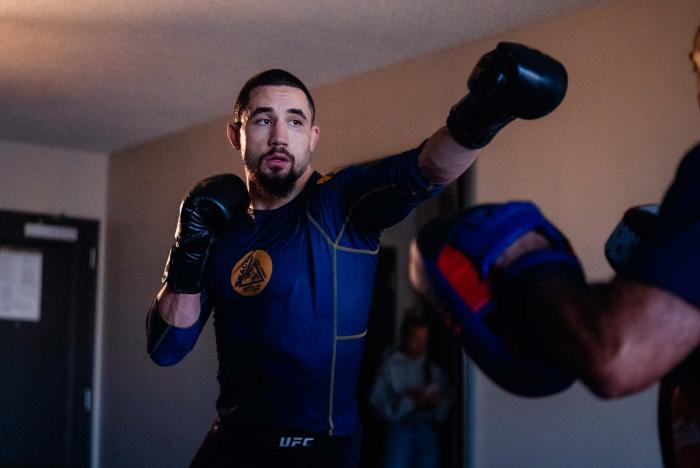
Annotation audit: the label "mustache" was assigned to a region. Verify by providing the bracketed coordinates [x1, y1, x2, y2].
[252, 146, 296, 174]
[264, 147, 293, 159]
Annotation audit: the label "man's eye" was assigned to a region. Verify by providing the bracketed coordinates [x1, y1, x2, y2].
[256, 118, 271, 125]
[290, 119, 303, 127]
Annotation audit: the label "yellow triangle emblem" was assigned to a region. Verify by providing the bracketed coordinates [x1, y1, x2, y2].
[231, 250, 273, 296]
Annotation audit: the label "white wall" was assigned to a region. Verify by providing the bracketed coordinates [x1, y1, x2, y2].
[0, 140, 109, 468]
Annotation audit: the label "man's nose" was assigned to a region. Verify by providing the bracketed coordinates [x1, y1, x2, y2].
[269, 120, 289, 146]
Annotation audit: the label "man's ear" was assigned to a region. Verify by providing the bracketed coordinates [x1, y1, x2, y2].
[227, 122, 241, 150]
[309, 125, 320, 152]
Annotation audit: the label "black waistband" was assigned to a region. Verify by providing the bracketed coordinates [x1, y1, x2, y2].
[212, 417, 360, 449]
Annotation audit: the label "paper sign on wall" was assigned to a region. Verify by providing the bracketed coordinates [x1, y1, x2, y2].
[0, 248, 43, 322]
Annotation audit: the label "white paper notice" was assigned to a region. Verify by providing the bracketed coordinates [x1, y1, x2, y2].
[0, 248, 43, 322]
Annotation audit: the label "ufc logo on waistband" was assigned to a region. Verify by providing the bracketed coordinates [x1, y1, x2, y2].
[279, 436, 314, 447]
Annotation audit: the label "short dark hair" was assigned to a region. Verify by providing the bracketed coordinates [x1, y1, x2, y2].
[232, 69, 316, 125]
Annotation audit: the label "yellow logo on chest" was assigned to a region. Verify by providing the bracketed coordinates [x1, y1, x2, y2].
[231, 250, 273, 296]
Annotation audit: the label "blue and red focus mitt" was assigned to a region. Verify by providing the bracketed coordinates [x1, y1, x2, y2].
[410, 201, 583, 397]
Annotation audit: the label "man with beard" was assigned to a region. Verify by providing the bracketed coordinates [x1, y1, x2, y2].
[146, 44, 568, 467]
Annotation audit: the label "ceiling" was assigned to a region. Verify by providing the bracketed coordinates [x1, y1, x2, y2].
[1, 0, 602, 153]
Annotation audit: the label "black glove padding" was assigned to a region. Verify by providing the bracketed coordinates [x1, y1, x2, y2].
[447, 42, 568, 149]
[163, 174, 249, 293]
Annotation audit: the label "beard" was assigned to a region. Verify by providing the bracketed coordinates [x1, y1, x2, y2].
[246, 148, 306, 200]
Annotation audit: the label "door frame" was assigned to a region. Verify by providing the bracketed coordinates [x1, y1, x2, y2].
[0, 209, 99, 467]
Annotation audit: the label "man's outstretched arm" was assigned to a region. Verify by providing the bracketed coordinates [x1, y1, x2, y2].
[418, 42, 568, 185]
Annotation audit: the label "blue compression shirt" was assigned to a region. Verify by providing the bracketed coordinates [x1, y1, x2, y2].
[148, 146, 443, 435]
[628, 141, 700, 310]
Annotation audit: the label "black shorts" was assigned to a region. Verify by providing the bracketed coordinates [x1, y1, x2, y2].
[190, 419, 361, 468]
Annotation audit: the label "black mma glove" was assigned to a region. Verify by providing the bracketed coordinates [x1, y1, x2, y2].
[447, 42, 568, 149]
[163, 174, 249, 293]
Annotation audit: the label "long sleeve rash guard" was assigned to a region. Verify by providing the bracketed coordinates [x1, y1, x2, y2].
[147, 146, 443, 435]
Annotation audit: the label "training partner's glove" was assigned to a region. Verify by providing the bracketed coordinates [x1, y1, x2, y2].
[410, 201, 583, 396]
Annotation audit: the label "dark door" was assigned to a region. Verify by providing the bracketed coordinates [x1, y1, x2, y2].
[0, 210, 98, 468]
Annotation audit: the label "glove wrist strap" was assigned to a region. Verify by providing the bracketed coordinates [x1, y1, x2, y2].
[446, 93, 515, 149]
[162, 242, 212, 293]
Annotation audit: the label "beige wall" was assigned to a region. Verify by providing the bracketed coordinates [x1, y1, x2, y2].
[0, 140, 109, 468]
[474, 0, 700, 280]
[470, 2, 698, 466]
[102, 121, 232, 467]
[0, 140, 109, 218]
[103, 0, 700, 466]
